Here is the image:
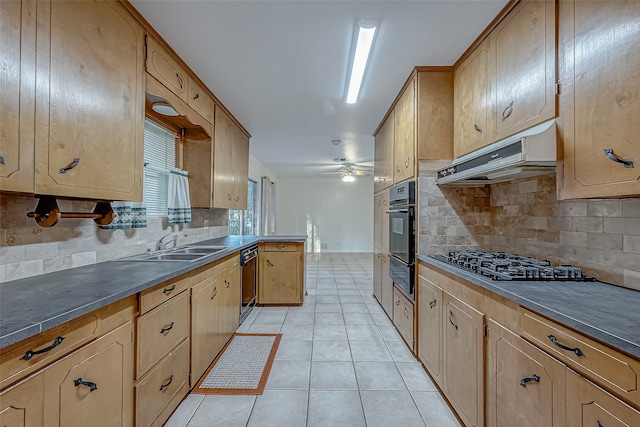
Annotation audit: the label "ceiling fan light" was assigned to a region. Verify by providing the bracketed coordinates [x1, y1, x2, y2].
[342, 174, 356, 183]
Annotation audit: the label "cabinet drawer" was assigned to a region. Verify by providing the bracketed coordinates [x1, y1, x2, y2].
[145, 36, 188, 103]
[0, 314, 99, 390]
[135, 339, 189, 427]
[140, 276, 189, 315]
[188, 78, 214, 123]
[520, 308, 640, 408]
[137, 292, 189, 378]
[263, 242, 298, 252]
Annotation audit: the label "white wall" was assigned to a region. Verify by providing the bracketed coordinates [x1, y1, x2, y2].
[276, 177, 374, 252]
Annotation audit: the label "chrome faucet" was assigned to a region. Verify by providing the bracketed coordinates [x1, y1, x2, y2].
[156, 234, 178, 252]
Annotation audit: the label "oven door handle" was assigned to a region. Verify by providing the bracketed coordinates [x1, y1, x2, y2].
[386, 209, 409, 214]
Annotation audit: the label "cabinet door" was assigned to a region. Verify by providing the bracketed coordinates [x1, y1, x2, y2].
[454, 36, 492, 158]
[34, 0, 144, 200]
[259, 251, 301, 304]
[380, 252, 394, 317]
[222, 261, 240, 340]
[43, 322, 134, 427]
[373, 249, 382, 302]
[233, 129, 250, 210]
[416, 71, 454, 161]
[417, 275, 443, 387]
[558, 0, 640, 198]
[146, 36, 188, 104]
[393, 288, 414, 349]
[374, 112, 394, 192]
[0, 374, 44, 427]
[443, 293, 484, 427]
[187, 78, 214, 123]
[486, 319, 566, 427]
[213, 106, 235, 208]
[191, 272, 223, 384]
[373, 194, 383, 249]
[492, 0, 556, 139]
[0, 0, 36, 193]
[567, 369, 640, 427]
[394, 78, 416, 183]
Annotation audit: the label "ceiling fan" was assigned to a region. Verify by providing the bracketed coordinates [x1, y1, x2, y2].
[323, 159, 373, 181]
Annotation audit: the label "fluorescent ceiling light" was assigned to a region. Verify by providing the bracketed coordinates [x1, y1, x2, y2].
[342, 174, 356, 183]
[346, 20, 377, 104]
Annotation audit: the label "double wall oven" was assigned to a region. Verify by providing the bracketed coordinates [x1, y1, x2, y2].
[386, 180, 415, 300]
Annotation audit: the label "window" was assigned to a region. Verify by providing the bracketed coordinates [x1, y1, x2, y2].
[143, 119, 177, 216]
[229, 179, 257, 235]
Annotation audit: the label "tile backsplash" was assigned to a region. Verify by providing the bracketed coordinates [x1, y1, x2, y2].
[0, 195, 229, 282]
[418, 163, 640, 290]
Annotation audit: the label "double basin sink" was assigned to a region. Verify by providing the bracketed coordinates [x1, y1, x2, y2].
[118, 245, 228, 262]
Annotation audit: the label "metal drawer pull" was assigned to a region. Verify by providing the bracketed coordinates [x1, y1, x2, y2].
[473, 123, 483, 133]
[395, 300, 401, 306]
[176, 73, 184, 89]
[160, 322, 175, 334]
[74, 378, 97, 392]
[449, 310, 458, 330]
[193, 93, 199, 100]
[501, 101, 514, 122]
[429, 299, 436, 309]
[0, 155, 4, 164]
[21, 336, 65, 360]
[266, 259, 274, 267]
[160, 375, 174, 391]
[163, 284, 176, 294]
[520, 374, 540, 388]
[225, 279, 230, 288]
[604, 148, 633, 168]
[276, 245, 285, 249]
[211, 287, 217, 300]
[548, 334, 584, 356]
[59, 158, 80, 174]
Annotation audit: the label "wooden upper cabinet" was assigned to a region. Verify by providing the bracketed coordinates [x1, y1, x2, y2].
[486, 319, 566, 427]
[558, 0, 640, 199]
[145, 36, 189, 104]
[454, 36, 492, 158]
[492, 0, 556, 140]
[394, 77, 416, 183]
[34, 0, 144, 201]
[0, 0, 36, 193]
[374, 112, 394, 193]
[188, 77, 214, 123]
[213, 106, 236, 208]
[417, 71, 454, 161]
[233, 129, 250, 211]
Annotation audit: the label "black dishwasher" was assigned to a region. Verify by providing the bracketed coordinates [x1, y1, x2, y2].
[240, 245, 258, 323]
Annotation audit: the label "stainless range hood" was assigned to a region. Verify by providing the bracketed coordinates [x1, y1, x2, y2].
[436, 119, 557, 186]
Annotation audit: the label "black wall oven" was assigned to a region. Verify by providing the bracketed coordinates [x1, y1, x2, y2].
[386, 180, 415, 300]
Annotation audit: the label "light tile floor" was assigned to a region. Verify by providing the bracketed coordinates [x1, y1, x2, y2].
[165, 253, 461, 427]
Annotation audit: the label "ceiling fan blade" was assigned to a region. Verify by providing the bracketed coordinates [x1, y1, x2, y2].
[354, 170, 371, 176]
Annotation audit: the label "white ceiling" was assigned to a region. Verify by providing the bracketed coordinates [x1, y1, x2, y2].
[131, 0, 507, 178]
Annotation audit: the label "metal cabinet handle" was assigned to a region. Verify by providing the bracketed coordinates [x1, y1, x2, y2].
[396, 165, 400, 172]
[21, 336, 65, 360]
[211, 286, 217, 300]
[236, 196, 240, 202]
[501, 101, 514, 122]
[597, 421, 604, 427]
[405, 157, 409, 168]
[449, 310, 458, 330]
[163, 284, 176, 294]
[377, 253, 381, 258]
[548, 334, 584, 356]
[266, 259, 274, 267]
[604, 148, 633, 168]
[520, 374, 540, 388]
[74, 378, 97, 392]
[225, 279, 230, 288]
[160, 322, 175, 334]
[0, 155, 4, 164]
[160, 374, 174, 391]
[59, 158, 80, 174]
[228, 193, 232, 201]
[193, 93, 199, 100]
[395, 300, 400, 305]
[176, 73, 184, 89]
[473, 123, 483, 133]
[429, 299, 436, 309]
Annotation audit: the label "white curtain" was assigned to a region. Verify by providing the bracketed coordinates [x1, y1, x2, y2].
[260, 176, 276, 235]
[167, 168, 192, 225]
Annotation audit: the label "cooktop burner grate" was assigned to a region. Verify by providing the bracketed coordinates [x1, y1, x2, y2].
[437, 249, 596, 282]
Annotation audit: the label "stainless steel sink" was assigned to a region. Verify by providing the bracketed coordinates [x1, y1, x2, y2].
[144, 253, 206, 261]
[115, 245, 227, 262]
[172, 246, 227, 255]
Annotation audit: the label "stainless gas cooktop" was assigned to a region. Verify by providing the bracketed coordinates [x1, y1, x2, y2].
[433, 250, 596, 282]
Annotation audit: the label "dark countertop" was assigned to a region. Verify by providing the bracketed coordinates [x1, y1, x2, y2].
[0, 235, 306, 349]
[417, 254, 640, 360]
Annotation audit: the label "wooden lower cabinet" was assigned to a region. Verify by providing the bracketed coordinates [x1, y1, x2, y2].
[380, 252, 394, 317]
[258, 243, 304, 305]
[442, 292, 484, 427]
[487, 319, 566, 427]
[221, 258, 240, 342]
[393, 287, 414, 349]
[417, 274, 443, 387]
[567, 369, 640, 427]
[373, 250, 382, 302]
[0, 374, 44, 427]
[43, 321, 134, 427]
